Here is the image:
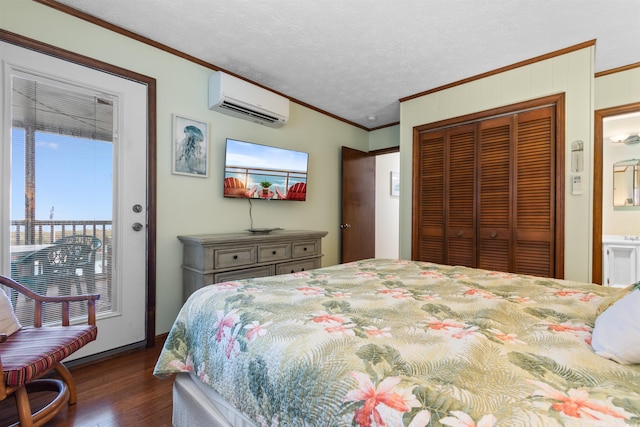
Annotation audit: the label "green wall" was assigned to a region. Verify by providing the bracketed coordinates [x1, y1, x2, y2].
[400, 47, 596, 282]
[1, 0, 369, 334]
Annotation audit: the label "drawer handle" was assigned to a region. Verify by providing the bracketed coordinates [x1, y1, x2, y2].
[233, 255, 238, 260]
[290, 269, 295, 273]
[303, 247, 307, 251]
[456, 230, 463, 237]
[490, 232, 497, 239]
[272, 250, 277, 255]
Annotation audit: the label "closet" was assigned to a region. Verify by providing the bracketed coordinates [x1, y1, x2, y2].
[412, 95, 565, 278]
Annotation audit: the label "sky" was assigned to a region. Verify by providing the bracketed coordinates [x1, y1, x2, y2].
[11, 133, 309, 220]
[224, 138, 309, 195]
[226, 138, 308, 173]
[11, 129, 113, 221]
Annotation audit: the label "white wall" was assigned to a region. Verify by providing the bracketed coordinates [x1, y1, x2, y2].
[375, 152, 400, 258]
[399, 47, 596, 282]
[1, 0, 370, 334]
[596, 68, 640, 237]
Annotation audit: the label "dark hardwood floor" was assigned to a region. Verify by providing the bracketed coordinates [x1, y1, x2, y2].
[0, 335, 175, 426]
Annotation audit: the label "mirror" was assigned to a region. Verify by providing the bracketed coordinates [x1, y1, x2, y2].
[613, 159, 640, 206]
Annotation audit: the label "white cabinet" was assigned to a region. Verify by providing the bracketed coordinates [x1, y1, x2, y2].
[603, 235, 640, 287]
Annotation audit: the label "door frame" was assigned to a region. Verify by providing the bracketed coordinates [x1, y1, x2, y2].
[0, 29, 157, 348]
[411, 93, 565, 277]
[340, 146, 399, 263]
[592, 101, 640, 285]
[340, 147, 375, 263]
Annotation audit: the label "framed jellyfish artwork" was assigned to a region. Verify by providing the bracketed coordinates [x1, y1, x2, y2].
[172, 114, 209, 177]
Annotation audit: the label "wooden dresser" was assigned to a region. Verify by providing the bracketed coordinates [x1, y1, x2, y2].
[178, 230, 328, 300]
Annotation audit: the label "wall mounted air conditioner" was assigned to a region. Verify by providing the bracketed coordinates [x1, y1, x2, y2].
[208, 71, 289, 128]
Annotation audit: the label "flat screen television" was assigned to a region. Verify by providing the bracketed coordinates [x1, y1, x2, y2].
[224, 138, 309, 201]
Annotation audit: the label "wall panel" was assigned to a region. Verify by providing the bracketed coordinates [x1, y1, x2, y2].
[401, 46, 593, 282]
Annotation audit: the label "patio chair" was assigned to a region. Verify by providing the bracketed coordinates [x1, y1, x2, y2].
[10, 243, 75, 305]
[53, 235, 102, 294]
[223, 177, 247, 197]
[10, 236, 102, 305]
[285, 182, 307, 201]
[274, 183, 307, 200]
[0, 274, 99, 427]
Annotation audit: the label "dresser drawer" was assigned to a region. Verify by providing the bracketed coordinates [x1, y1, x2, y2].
[258, 243, 290, 263]
[214, 265, 274, 283]
[291, 239, 320, 258]
[179, 230, 327, 301]
[276, 258, 320, 275]
[214, 246, 256, 269]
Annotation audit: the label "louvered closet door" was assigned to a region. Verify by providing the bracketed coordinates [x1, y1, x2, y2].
[477, 116, 512, 272]
[513, 106, 555, 276]
[415, 130, 445, 263]
[446, 124, 476, 267]
[413, 99, 560, 276]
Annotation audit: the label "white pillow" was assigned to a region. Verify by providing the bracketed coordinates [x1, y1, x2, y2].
[591, 285, 640, 364]
[0, 288, 22, 336]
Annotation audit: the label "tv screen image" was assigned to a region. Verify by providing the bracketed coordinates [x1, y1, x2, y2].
[224, 138, 309, 201]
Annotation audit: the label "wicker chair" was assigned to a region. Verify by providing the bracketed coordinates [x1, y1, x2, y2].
[0, 274, 99, 427]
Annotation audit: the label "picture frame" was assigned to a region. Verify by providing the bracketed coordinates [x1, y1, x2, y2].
[172, 114, 209, 177]
[390, 171, 400, 197]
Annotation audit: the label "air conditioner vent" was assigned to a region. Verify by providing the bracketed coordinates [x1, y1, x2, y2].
[208, 72, 289, 128]
[219, 100, 280, 124]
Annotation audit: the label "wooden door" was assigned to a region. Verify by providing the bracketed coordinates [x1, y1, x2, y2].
[414, 124, 477, 267]
[340, 147, 375, 263]
[412, 96, 563, 277]
[413, 130, 446, 263]
[446, 124, 477, 267]
[513, 106, 556, 277]
[477, 116, 512, 272]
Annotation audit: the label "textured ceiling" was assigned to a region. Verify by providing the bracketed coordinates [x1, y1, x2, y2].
[55, 0, 640, 130]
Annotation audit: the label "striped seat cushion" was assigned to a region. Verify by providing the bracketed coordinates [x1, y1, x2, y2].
[1, 325, 97, 387]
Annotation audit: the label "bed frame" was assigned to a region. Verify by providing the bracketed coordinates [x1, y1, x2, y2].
[173, 373, 256, 427]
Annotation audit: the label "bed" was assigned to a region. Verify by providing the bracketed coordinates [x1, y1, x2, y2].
[154, 258, 640, 426]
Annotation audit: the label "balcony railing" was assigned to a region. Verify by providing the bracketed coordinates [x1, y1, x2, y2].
[8, 220, 113, 326]
[10, 219, 111, 245]
[10, 219, 112, 275]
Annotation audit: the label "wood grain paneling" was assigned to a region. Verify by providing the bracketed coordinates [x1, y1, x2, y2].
[514, 107, 555, 276]
[413, 96, 564, 277]
[477, 116, 512, 271]
[414, 130, 445, 263]
[446, 124, 476, 267]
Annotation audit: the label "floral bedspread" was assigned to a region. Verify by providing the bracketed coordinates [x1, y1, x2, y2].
[154, 259, 640, 426]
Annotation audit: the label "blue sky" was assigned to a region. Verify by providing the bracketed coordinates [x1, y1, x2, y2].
[226, 139, 308, 173]
[11, 129, 113, 221]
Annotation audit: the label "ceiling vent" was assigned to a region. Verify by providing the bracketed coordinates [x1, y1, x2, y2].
[208, 71, 289, 128]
